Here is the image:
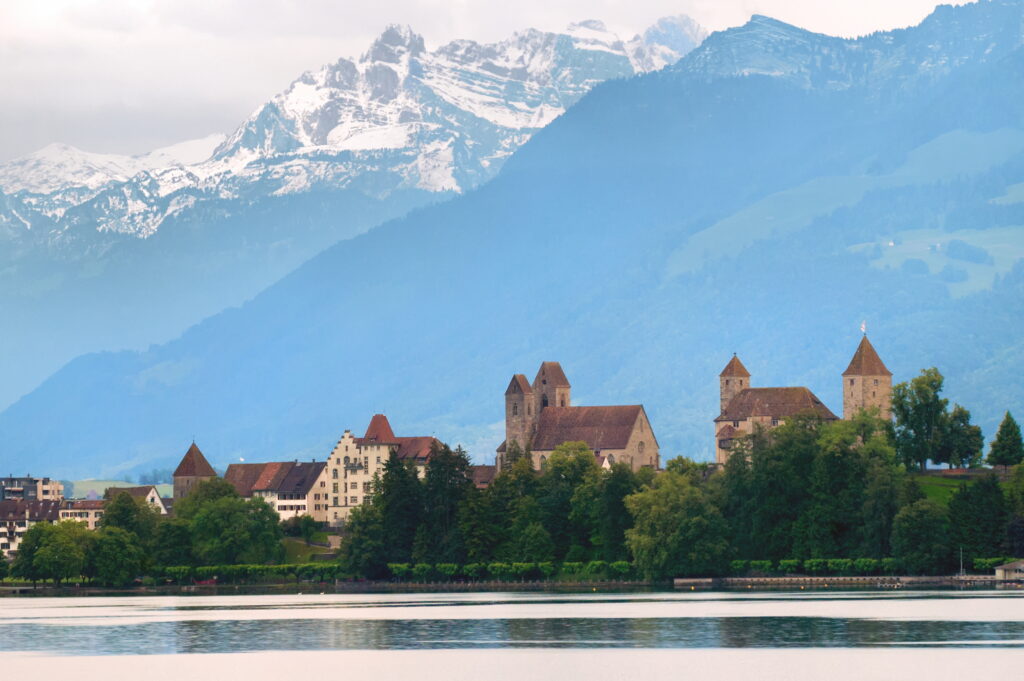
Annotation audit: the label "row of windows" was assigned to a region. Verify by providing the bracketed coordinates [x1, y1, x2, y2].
[274, 504, 307, 512]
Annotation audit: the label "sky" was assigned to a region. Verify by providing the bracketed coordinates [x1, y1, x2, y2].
[0, 0, 971, 162]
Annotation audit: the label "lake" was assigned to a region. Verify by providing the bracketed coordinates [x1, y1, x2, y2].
[1, 590, 1022, 679]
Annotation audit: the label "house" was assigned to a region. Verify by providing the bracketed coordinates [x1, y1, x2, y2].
[470, 465, 496, 490]
[714, 335, 892, 463]
[0, 475, 64, 502]
[995, 560, 1024, 580]
[0, 499, 61, 556]
[59, 499, 106, 530]
[224, 460, 330, 523]
[324, 414, 440, 526]
[103, 485, 169, 515]
[172, 442, 217, 500]
[497, 362, 659, 472]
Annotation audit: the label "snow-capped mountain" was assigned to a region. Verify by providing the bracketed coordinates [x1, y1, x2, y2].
[0, 17, 706, 241]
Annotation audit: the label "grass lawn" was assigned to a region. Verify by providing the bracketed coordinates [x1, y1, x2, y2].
[912, 474, 973, 507]
[282, 537, 334, 563]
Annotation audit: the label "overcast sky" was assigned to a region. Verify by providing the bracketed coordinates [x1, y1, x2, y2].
[0, 0, 970, 162]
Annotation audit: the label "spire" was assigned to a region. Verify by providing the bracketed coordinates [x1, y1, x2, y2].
[173, 442, 216, 478]
[843, 335, 892, 377]
[720, 354, 751, 378]
[505, 374, 533, 395]
[363, 414, 397, 442]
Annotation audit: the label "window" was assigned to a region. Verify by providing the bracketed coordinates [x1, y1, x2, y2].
[512, 403, 518, 416]
[739, 380, 744, 387]
[350, 482, 357, 490]
[849, 378, 855, 386]
[350, 496, 358, 504]
[638, 441, 645, 453]
[733, 421, 740, 428]
[771, 418, 779, 427]
[332, 469, 338, 479]
[333, 496, 338, 506]
[560, 398, 566, 407]
[527, 404, 531, 415]
[376, 457, 381, 464]
[874, 379, 879, 386]
[542, 395, 549, 408]
[332, 483, 338, 493]
[344, 456, 349, 464]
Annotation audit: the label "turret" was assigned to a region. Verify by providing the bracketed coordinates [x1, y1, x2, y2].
[719, 354, 751, 414]
[504, 374, 535, 453]
[842, 335, 893, 420]
[533, 361, 571, 412]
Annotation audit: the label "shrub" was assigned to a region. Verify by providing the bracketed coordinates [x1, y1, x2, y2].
[880, 557, 901, 575]
[435, 564, 459, 580]
[463, 563, 487, 580]
[388, 563, 411, 580]
[748, 560, 772, 574]
[827, 559, 854, 576]
[804, 559, 828, 575]
[609, 561, 632, 579]
[511, 563, 536, 580]
[730, 560, 748, 575]
[853, 558, 879, 575]
[411, 563, 433, 581]
[583, 561, 608, 579]
[489, 562, 513, 580]
[560, 562, 584, 575]
[165, 566, 192, 584]
[777, 559, 801, 574]
[537, 562, 556, 579]
[974, 557, 1014, 573]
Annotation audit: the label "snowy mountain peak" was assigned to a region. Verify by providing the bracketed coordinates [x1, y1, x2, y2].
[362, 24, 427, 63]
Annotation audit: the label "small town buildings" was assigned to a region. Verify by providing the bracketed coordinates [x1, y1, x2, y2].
[714, 335, 892, 463]
[470, 465, 496, 490]
[995, 560, 1024, 580]
[0, 475, 64, 502]
[0, 499, 61, 556]
[324, 414, 440, 526]
[224, 460, 329, 523]
[59, 499, 106, 530]
[497, 362, 659, 472]
[172, 443, 217, 500]
[103, 485, 169, 515]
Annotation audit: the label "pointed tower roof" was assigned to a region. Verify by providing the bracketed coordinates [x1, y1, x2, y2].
[363, 414, 397, 442]
[535, 361, 570, 387]
[843, 336, 892, 376]
[720, 354, 751, 378]
[505, 374, 533, 395]
[173, 443, 216, 478]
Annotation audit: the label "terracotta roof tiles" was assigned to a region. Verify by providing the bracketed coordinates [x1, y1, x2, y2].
[172, 443, 216, 478]
[532, 405, 643, 451]
[843, 336, 892, 377]
[717, 387, 837, 422]
[534, 361, 570, 388]
[720, 355, 751, 378]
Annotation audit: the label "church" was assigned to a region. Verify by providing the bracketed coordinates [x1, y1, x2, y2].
[714, 335, 892, 463]
[497, 361, 659, 472]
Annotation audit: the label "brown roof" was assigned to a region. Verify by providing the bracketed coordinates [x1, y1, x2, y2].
[276, 461, 326, 495]
[394, 436, 438, 461]
[717, 387, 838, 422]
[253, 461, 290, 491]
[532, 405, 644, 452]
[224, 463, 268, 497]
[363, 414, 397, 443]
[716, 425, 738, 439]
[843, 335, 892, 377]
[505, 374, 533, 395]
[173, 443, 216, 478]
[469, 465, 496, 489]
[62, 499, 106, 510]
[103, 485, 157, 501]
[0, 499, 61, 522]
[720, 355, 751, 378]
[534, 361, 570, 388]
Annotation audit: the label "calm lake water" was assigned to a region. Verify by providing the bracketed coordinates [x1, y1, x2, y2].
[2, 590, 1023, 679]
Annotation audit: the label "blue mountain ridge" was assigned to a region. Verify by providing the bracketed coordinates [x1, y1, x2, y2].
[3, 0, 1024, 478]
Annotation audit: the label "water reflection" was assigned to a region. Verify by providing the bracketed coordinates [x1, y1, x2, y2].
[2, 616, 1023, 655]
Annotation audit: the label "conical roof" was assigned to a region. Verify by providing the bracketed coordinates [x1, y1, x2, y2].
[363, 414, 397, 442]
[720, 354, 751, 378]
[173, 442, 216, 477]
[842, 336, 892, 377]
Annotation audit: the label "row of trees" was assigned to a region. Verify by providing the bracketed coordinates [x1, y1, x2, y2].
[10, 479, 284, 585]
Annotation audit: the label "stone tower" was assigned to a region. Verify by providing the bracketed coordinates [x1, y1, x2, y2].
[504, 374, 536, 453]
[172, 442, 217, 500]
[533, 361, 571, 412]
[719, 354, 751, 414]
[842, 335, 893, 420]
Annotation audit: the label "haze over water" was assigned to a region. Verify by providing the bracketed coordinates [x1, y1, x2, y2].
[2, 591, 1023, 678]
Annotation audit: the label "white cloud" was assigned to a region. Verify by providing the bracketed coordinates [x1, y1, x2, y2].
[0, 0, 972, 162]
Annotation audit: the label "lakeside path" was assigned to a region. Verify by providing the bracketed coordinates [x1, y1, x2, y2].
[3, 649, 1023, 680]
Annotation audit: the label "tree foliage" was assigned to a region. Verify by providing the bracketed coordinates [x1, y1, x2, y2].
[989, 412, 1024, 467]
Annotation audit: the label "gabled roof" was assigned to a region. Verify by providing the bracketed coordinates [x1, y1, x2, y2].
[173, 443, 216, 478]
[103, 485, 158, 501]
[363, 414, 397, 443]
[62, 499, 106, 510]
[394, 436, 438, 461]
[717, 387, 838, 422]
[253, 462, 290, 491]
[532, 405, 645, 452]
[276, 461, 326, 496]
[716, 424, 738, 439]
[720, 354, 751, 378]
[534, 361, 570, 388]
[224, 463, 269, 497]
[843, 335, 892, 377]
[0, 499, 61, 522]
[469, 465, 496, 489]
[505, 374, 533, 395]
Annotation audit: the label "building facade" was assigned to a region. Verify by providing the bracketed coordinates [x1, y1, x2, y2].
[104, 485, 169, 515]
[714, 335, 892, 463]
[59, 499, 106, 530]
[224, 460, 329, 523]
[0, 499, 61, 556]
[497, 361, 659, 472]
[0, 476, 64, 502]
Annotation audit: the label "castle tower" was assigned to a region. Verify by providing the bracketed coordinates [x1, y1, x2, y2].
[719, 354, 751, 414]
[172, 442, 217, 500]
[533, 361, 571, 412]
[504, 374, 536, 453]
[842, 335, 893, 420]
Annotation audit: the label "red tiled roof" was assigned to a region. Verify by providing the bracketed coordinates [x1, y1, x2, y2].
[363, 414, 397, 443]
[469, 465, 496, 489]
[534, 361, 570, 388]
[0, 499, 61, 522]
[62, 499, 106, 510]
[716, 425, 738, 438]
[253, 461, 290, 491]
[720, 355, 751, 378]
[394, 436, 438, 461]
[532, 405, 643, 451]
[843, 335, 892, 377]
[103, 485, 157, 501]
[173, 443, 216, 478]
[505, 374, 533, 395]
[717, 387, 837, 422]
[224, 463, 269, 497]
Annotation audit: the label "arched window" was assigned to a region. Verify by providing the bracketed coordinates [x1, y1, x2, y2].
[539, 455, 548, 469]
[542, 394, 549, 408]
[343, 456, 349, 464]
[607, 454, 615, 464]
[560, 398, 565, 407]
[512, 403, 518, 416]
[638, 441, 645, 454]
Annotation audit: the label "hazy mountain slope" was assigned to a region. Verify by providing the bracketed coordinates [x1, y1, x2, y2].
[3, 1, 1023, 478]
[0, 18, 705, 411]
